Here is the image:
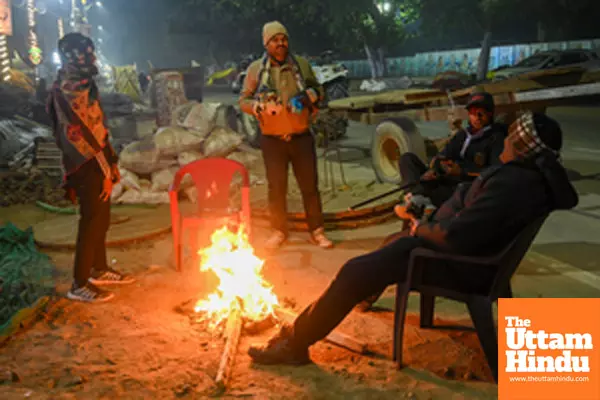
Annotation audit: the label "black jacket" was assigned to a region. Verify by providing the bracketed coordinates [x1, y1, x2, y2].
[415, 153, 579, 255]
[437, 122, 507, 177]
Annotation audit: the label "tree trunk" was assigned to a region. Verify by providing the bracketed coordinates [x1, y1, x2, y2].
[476, 31, 492, 82]
[364, 44, 378, 79]
[376, 47, 387, 77]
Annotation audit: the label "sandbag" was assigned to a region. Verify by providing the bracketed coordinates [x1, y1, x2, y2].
[117, 188, 170, 205]
[119, 138, 177, 175]
[203, 126, 243, 158]
[111, 182, 124, 201]
[184, 187, 198, 204]
[153, 126, 205, 157]
[151, 167, 178, 192]
[178, 150, 203, 166]
[119, 166, 141, 190]
[172, 101, 219, 134]
[139, 179, 152, 190]
[227, 150, 260, 169]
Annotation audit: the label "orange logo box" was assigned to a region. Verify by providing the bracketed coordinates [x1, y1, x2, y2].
[498, 298, 600, 400]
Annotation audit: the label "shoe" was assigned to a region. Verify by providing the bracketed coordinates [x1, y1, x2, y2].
[264, 231, 287, 250]
[248, 325, 311, 366]
[310, 228, 333, 249]
[67, 282, 114, 303]
[88, 268, 136, 286]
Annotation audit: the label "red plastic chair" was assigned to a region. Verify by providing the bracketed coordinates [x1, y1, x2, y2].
[169, 158, 251, 271]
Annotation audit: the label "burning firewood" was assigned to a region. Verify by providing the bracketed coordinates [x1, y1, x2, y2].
[191, 225, 281, 393]
[214, 307, 242, 394]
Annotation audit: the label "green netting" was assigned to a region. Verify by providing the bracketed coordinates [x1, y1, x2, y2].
[0, 223, 55, 331]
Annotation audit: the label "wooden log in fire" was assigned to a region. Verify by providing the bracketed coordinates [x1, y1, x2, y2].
[214, 307, 243, 393]
[275, 308, 367, 355]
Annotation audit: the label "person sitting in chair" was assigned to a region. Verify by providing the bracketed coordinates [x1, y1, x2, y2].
[247, 112, 578, 366]
[400, 91, 506, 208]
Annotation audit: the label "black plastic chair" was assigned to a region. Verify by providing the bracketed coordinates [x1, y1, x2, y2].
[392, 215, 548, 383]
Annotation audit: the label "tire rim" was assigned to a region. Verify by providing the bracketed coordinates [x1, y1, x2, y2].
[379, 136, 401, 180]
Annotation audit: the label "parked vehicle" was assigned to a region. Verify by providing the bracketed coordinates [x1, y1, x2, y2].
[492, 49, 600, 81]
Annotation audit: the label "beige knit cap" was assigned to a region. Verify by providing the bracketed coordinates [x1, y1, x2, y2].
[262, 21, 288, 46]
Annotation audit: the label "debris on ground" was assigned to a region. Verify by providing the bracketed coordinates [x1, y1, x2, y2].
[0, 169, 68, 207]
[0, 118, 52, 170]
[313, 109, 349, 147]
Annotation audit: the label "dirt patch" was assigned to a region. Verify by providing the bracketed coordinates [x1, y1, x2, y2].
[0, 227, 498, 399]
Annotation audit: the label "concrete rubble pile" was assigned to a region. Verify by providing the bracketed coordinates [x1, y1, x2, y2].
[114, 101, 264, 205]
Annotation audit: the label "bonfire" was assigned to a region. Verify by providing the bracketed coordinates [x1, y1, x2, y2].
[194, 225, 279, 329]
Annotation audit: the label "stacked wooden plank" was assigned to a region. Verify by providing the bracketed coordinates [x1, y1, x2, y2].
[34, 139, 63, 176]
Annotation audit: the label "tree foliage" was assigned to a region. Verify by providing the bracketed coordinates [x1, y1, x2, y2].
[168, 0, 419, 61]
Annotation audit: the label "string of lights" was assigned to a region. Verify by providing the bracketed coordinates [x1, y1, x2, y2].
[0, 34, 10, 81]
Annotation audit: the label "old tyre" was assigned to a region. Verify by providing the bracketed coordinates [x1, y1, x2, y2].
[325, 78, 350, 101]
[371, 118, 427, 184]
[240, 112, 262, 149]
[312, 109, 348, 147]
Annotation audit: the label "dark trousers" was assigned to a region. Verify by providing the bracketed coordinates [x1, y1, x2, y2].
[261, 133, 324, 233]
[68, 159, 111, 287]
[292, 233, 424, 347]
[399, 153, 456, 208]
[291, 232, 496, 348]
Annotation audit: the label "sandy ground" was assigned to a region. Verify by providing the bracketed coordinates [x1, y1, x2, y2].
[0, 208, 499, 399]
[4, 97, 598, 399]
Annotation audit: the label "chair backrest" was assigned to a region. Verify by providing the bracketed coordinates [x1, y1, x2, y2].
[489, 214, 548, 297]
[169, 158, 250, 215]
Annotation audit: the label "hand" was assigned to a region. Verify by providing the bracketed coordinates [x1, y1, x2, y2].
[410, 220, 420, 237]
[441, 160, 461, 176]
[394, 204, 413, 221]
[421, 169, 437, 181]
[100, 177, 113, 202]
[252, 101, 264, 117]
[111, 165, 121, 184]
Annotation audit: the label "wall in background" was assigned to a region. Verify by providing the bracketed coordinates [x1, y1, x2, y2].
[341, 38, 600, 78]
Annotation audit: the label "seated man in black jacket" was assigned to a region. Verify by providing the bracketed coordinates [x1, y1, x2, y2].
[248, 112, 578, 366]
[401, 91, 506, 207]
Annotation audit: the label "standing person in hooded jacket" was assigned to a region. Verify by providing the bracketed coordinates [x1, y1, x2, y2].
[400, 91, 506, 208]
[239, 21, 333, 250]
[246, 112, 578, 366]
[47, 33, 135, 303]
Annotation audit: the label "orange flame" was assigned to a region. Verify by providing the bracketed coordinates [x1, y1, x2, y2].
[194, 225, 279, 327]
